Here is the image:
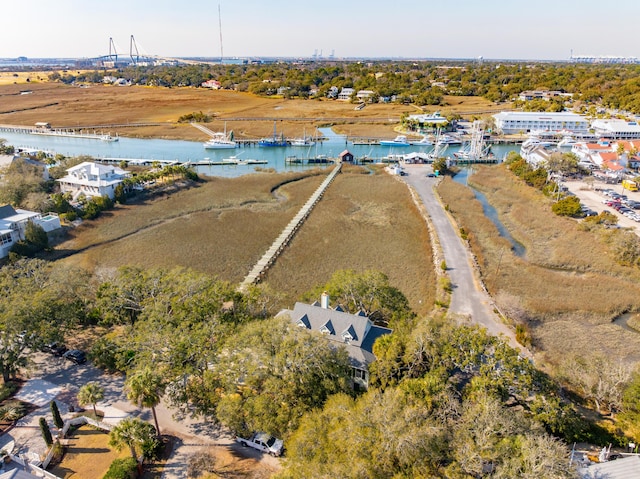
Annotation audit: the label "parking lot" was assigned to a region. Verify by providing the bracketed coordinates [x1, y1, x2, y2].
[564, 178, 640, 232]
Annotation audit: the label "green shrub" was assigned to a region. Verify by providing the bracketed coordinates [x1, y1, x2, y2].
[39, 417, 53, 447]
[551, 195, 582, 217]
[102, 457, 138, 479]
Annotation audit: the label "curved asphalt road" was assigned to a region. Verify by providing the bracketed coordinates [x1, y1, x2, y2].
[401, 164, 521, 351]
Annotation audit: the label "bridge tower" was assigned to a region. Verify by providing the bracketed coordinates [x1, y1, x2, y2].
[130, 35, 140, 65]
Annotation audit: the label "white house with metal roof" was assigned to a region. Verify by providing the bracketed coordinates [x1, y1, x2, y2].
[276, 292, 392, 388]
[0, 205, 61, 259]
[56, 161, 128, 200]
[493, 111, 589, 134]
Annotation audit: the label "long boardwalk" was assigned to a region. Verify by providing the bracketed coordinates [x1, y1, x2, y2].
[238, 163, 342, 291]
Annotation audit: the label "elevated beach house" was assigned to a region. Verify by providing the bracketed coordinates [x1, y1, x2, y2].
[276, 292, 391, 389]
[57, 161, 128, 200]
[0, 205, 61, 259]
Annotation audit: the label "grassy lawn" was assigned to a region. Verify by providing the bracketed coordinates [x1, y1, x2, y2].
[437, 165, 640, 365]
[49, 425, 129, 478]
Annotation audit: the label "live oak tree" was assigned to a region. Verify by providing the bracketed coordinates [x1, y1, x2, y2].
[0, 259, 90, 383]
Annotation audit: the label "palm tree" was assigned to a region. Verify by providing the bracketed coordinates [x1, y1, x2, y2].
[125, 367, 165, 436]
[77, 382, 105, 418]
[109, 417, 156, 463]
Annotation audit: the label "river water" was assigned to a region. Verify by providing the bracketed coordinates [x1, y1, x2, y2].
[0, 127, 519, 178]
[453, 167, 525, 257]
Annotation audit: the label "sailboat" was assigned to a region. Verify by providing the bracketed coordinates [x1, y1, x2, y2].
[259, 121, 288, 147]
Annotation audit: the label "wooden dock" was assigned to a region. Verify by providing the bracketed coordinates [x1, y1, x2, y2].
[238, 163, 342, 291]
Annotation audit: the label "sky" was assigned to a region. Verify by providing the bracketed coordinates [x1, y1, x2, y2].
[2, 0, 640, 61]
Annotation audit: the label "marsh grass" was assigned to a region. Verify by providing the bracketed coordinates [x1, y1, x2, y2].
[437, 166, 640, 362]
[264, 165, 436, 316]
[0, 83, 509, 141]
[57, 170, 328, 282]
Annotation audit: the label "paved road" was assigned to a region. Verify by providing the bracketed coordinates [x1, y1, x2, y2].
[401, 164, 521, 351]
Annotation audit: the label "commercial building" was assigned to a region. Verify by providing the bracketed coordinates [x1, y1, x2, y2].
[493, 112, 589, 135]
[591, 119, 640, 139]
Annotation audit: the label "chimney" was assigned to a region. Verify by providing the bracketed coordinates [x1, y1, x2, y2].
[320, 291, 330, 309]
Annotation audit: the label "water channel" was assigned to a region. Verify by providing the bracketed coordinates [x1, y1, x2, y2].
[0, 127, 519, 178]
[453, 167, 526, 257]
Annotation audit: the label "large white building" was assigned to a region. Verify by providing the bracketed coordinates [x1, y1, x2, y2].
[57, 161, 129, 200]
[493, 111, 589, 135]
[591, 119, 640, 139]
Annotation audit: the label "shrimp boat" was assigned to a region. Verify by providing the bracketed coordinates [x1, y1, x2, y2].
[290, 129, 316, 147]
[203, 125, 237, 149]
[453, 121, 492, 162]
[259, 121, 288, 147]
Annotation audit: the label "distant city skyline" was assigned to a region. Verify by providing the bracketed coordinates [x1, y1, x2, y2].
[2, 0, 639, 61]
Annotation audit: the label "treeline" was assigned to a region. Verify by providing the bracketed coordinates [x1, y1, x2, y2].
[48, 60, 640, 112]
[6, 259, 640, 477]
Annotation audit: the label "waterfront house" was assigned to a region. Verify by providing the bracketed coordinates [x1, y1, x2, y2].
[338, 88, 355, 101]
[356, 90, 375, 102]
[276, 293, 392, 389]
[0, 205, 61, 259]
[493, 112, 589, 135]
[57, 161, 129, 200]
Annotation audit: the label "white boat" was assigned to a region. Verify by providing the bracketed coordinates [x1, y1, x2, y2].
[380, 135, 410, 146]
[412, 136, 433, 146]
[453, 121, 492, 161]
[204, 131, 237, 149]
[437, 134, 462, 146]
[557, 135, 578, 148]
[100, 133, 119, 142]
[290, 129, 316, 147]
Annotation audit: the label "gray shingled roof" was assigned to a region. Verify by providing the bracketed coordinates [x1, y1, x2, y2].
[0, 205, 17, 220]
[277, 302, 392, 370]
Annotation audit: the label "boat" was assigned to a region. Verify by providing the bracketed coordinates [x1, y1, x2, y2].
[380, 135, 410, 147]
[428, 129, 449, 160]
[259, 121, 288, 147]
[557, 135, 578, 148]
[453, 121, 492, 162]
[204, 131, 237, 149]
[412, 136, 433, 146]
[436, 134, 462, 146]
[290, 129, 316, 147]
[100, 133, 119, 142]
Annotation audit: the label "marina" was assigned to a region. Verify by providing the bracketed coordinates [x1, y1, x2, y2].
[0, 125, 519, 178]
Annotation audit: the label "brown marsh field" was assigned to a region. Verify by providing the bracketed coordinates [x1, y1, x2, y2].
[0, 81, 507, 142]
[56, 166, 435, 316]
[437, 165, 640, 365]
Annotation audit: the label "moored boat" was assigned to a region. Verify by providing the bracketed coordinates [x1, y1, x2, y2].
[380, 135, 410, 147]
[204, 132, 237, 149]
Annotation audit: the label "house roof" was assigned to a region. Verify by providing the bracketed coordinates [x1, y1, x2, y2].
[277, 302, 392, 370]
[339, 150, 353, 158]
[580, 455, 640, 479]
[0, 205, 18, 220]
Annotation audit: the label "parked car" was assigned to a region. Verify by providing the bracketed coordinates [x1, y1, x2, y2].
[237, 432, 284, 456]
[63, 349, 86, 364]
[41, 342, 68, 357]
